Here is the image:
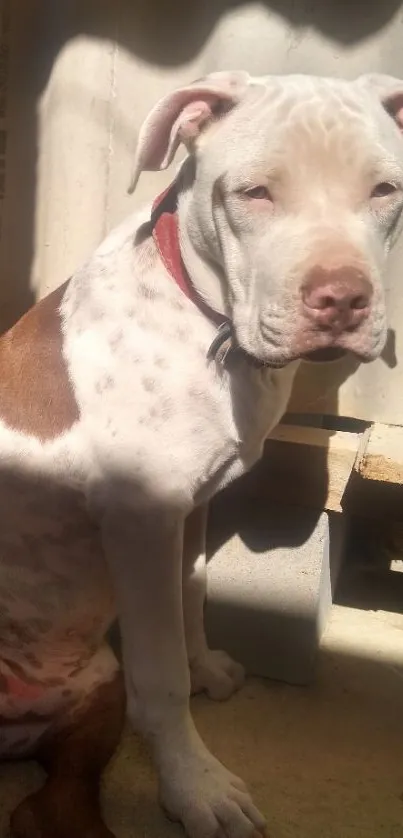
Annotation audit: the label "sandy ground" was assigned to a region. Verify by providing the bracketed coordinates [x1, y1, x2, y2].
[0, 600, 402, 838]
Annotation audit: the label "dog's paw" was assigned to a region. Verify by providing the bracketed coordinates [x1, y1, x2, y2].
[190, 649, 245, 700]
[160, 752, 266, 838]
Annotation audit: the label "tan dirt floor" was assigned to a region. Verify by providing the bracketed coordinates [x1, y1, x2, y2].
[0, 602, 402, 838]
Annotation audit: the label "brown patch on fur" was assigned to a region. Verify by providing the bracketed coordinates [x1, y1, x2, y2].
[1, 658, 64, 690]
[2, 657, 43, 685]
[9, 673, 125, 838]
[0, 280, 79, 440]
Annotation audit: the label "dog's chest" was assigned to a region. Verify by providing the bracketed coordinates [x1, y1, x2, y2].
[189, 362, 296, 501]
[62, 237, 298, 505]
[66, 307, 293, 505]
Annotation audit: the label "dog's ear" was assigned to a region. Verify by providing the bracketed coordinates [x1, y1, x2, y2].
[128, 71, 251, 194]
[358, 74, 403, 133]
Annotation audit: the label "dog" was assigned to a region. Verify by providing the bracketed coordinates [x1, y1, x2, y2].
[0, 71, 403, 838]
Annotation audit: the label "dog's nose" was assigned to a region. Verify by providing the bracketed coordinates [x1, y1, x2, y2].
[301, 267, 372, 331]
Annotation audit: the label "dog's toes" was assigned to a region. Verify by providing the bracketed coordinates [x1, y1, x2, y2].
[190, 649, 245, 700]
[160, 751, 266, 838]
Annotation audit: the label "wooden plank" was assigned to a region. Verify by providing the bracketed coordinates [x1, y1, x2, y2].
[356, 423, 403, 484]
[339, 423, 403, 519]
[218, 421, 403, 519]
[254, 424, 363, 513]
[271, 423, 360, 453]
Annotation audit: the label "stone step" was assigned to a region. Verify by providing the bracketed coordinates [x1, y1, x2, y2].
[206, 491, 346, 686]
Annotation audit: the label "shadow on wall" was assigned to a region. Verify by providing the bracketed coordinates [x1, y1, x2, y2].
[2, 0, 402, 331]
[40, 0, 403, 68]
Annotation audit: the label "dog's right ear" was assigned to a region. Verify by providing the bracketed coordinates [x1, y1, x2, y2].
[357, 74, 403, 133]
[128, 71, 251, 194]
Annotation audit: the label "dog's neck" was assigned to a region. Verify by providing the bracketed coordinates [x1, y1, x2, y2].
[150, 179, 282, 370]
[151, 182, 226, 328]
[151, 180, 238, 365]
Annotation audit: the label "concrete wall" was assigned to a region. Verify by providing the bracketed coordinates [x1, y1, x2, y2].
[1, 0, 403, 422]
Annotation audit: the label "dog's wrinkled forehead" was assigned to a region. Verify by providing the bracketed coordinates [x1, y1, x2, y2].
[202, 76, 403, 187]
[128, 71, 403, 194]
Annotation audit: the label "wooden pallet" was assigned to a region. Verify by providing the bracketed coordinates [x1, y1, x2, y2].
[262, 420, 403, 520]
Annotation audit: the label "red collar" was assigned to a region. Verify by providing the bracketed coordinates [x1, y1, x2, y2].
[150, 183, 272, 370]
[151, 183, 227, 330]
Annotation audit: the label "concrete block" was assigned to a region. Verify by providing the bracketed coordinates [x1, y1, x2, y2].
[206, 493, 346, 685]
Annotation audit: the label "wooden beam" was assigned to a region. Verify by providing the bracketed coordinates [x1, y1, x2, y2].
[355, 423, 403, 484]
[226, 422, 403, 520]
[258, 424, 362, 513]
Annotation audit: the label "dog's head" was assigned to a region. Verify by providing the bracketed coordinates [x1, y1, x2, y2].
[130, 72, 403, 367]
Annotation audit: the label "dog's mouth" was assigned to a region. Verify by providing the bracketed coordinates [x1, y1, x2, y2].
[259, 327, 378, 368]
[240, 346, 349, 370]
[210, 322, 374, 370]
[267, 348, 348, 368]
[245, 344, 372, 370]
[301, 348, 347, 363]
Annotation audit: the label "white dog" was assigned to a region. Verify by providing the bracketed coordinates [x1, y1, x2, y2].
[0, 72, 402, 838]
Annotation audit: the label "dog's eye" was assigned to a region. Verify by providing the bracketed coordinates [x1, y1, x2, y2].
[244, 186, 272, 201]
[371, 182, 398, 199]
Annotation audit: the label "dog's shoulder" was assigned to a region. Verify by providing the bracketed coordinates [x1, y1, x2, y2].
[0, 281, 80, 442]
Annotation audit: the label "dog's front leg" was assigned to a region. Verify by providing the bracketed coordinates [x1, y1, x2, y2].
[102, 505, 265, 838]
[183, 505, 245, 701]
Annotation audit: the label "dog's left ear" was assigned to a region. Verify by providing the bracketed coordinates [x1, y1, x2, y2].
[358, 73, 403, 132]
[128, 71, 251, 194]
